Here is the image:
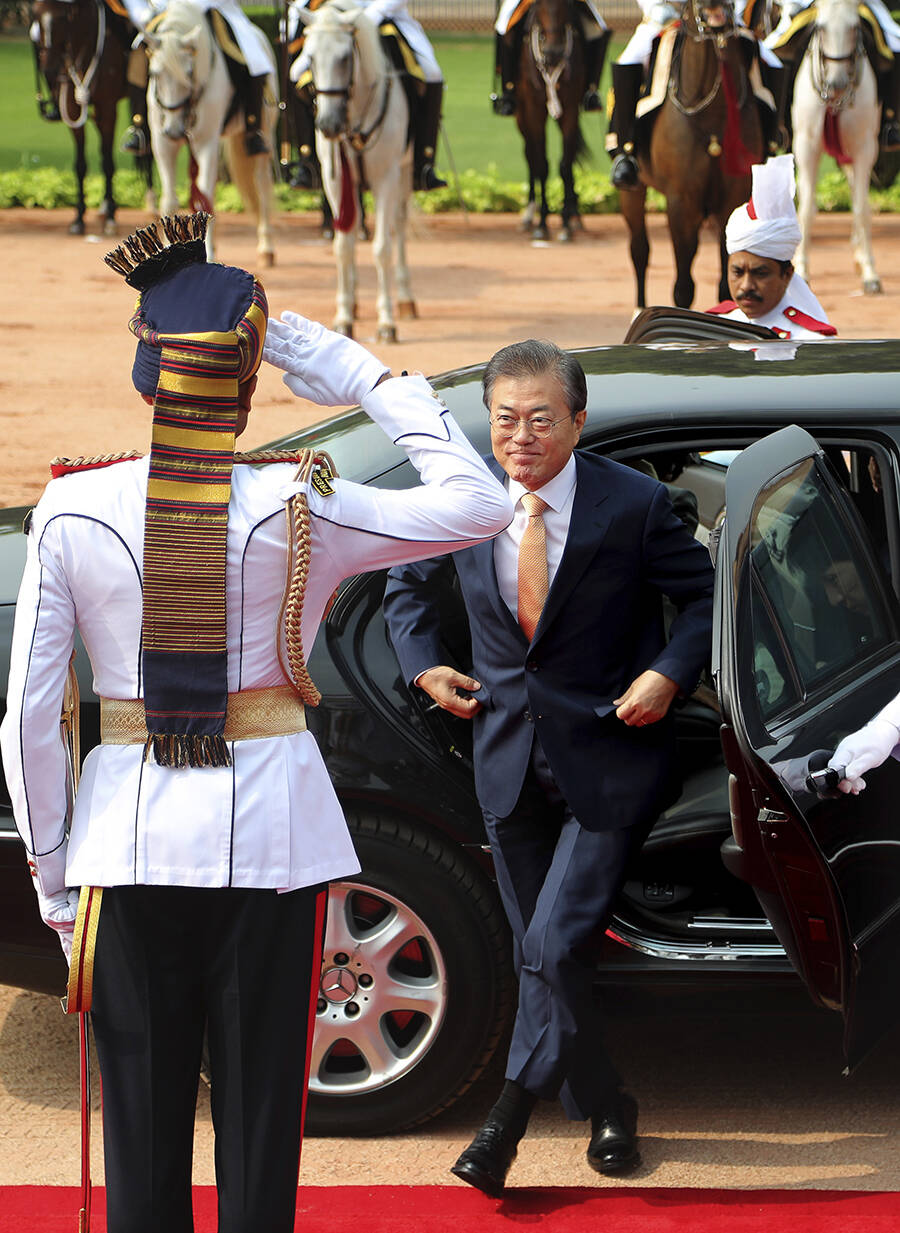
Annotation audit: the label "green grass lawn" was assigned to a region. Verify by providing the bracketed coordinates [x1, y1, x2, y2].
[0, 29, 622, 182]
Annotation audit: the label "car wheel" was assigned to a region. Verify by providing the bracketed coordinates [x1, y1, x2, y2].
[304, 810, 515, 1136]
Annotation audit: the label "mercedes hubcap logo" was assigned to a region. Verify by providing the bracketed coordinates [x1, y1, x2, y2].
[321, 966, 358, 1003]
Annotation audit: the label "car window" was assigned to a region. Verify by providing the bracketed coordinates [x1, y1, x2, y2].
[748, 457, 892, 718]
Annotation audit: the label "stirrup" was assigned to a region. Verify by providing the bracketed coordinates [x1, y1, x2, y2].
[39, 98, 61, 122]
[120, 126, 148, 156]
[582, 87, 602, 112]
[880, 120, 900, 152]
[417, 164, 447, 191]
[287, 159, 317, 190]
[244, 130, 269, 157]
[611, 153, 640, 188]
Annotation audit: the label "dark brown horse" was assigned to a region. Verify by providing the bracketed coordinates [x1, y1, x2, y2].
[33, 0, 151, 235]
[620, 0, 766, 306]
[516, 0, 592, 241]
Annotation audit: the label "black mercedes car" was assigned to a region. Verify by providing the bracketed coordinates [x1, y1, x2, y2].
[3, 311, 900, 1136]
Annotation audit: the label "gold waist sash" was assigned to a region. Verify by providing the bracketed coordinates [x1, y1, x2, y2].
[100, 684, 307, 745]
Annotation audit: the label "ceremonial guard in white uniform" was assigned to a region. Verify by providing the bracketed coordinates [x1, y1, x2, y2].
[0, 213, 512, 1233]
[120, 0, 274, 156]
[707, 154, 835, 339]
[490, 0, 610, 116]
[286, 0, 447, 190]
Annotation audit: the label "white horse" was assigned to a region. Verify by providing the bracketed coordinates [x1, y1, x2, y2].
[792, 0, 882, 293]
[144, 0, 277, 265]
[298, 0, 414, 341]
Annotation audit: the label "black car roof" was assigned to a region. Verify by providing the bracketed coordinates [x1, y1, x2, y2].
[261, 339, 900, 485]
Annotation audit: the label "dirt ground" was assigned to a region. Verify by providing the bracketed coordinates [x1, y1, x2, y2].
[4, 205, 900, 1194]
[5, 204, 900, 506]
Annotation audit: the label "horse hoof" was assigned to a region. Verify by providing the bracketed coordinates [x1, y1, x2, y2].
[103, 218, 118, 237]
[69, 220, 85, 236]
[557, 228, 573, 244]
[376, 325, 398, 344]
[322, 226, 334, 241]
[261, 251, 275, 268]
[334, 322, 353, 339]
[863, 278, 883, 295]
[531, 226, 549, 242]
[145, 191, 159, 213]
[397, 300, 418, 320]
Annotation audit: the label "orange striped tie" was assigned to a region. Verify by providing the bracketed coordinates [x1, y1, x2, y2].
[517, 492, 549, 642]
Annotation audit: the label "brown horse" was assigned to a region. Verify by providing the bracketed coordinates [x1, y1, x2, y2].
[620, 0, 766, 306]
[516, 0, 592, 241]
[33, 0, 151, 236]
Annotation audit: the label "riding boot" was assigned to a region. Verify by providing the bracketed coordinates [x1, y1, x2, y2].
[288, 87, 319, 189]
[582, 27, 612, 112]
[121, 82, 150, 156]
[758, 59, 785, 153]
[491, 32, 519, 115]
[242, 74, 270, 156]
[414, 81, 448, 191]
[879, 61, 900, 151]
[608, 61, 643, 188]
[33, 39, 60, 121]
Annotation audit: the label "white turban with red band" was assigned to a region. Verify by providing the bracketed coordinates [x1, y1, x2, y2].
[725, 154, 801, 260]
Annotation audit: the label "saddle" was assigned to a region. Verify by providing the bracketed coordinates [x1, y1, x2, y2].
[768, 3, 893, 71]
[634, 20, 776, 142]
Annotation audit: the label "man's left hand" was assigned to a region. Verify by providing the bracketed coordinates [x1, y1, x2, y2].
[614, 670, 680, 727]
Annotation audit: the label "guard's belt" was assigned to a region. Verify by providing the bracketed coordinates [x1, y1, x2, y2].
[100, 684, 307, 744]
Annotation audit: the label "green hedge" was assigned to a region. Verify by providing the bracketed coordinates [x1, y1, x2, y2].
[5, 163, 900, 214]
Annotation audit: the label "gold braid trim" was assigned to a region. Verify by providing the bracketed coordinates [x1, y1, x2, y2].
[277, 450, 339, 707]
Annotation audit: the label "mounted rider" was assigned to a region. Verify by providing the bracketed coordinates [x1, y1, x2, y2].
[607, 0, 783, 187]
[763, 0, 900, 150]
[286, 0, 447, 191]
[120, 0, 274, 157]
[491, 0, 612, 116]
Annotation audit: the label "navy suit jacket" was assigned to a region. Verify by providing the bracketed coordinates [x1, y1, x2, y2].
[383, 451, 715, 831]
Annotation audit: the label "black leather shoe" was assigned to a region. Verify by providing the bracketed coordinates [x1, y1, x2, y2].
[491, 92, 516, 117]
[881, 118, 900, 151]
[610, 153, 640, 189]
[582, 87, 602, 112]
[450, 1119, 519, 1197]
[120, 126, 148, 156]
[417, 164, 448, 191]
[244, 130, 269, 157]
[586, 1109, 640, 1175]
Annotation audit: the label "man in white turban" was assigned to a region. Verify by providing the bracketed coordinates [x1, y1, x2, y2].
[707, 154, 836, 339]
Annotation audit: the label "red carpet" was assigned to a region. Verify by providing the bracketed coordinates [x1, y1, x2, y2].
[1, 1186, 899, 1231]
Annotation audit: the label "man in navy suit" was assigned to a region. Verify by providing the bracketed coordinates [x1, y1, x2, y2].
[383, 340, 714, 1196]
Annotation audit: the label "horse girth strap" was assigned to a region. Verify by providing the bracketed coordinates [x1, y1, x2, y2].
[100, 685, 307, 745]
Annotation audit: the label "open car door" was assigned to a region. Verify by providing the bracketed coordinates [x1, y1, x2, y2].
[715, 425, 900, 1071]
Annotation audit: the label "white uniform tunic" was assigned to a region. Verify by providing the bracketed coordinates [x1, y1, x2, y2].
[288, 0, 442, 82]
[494, 0, 608, 36]
[618, 0, 781, 68]
[1, 375, 512, 907]
[123, 0, 274, 76]
[710, 287, 835, 338]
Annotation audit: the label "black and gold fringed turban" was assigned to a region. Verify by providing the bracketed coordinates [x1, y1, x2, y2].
[105, 214, 268, 769]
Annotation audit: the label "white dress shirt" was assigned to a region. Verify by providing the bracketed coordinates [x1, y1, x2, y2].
[494, 454, 577, 623]
[1, 375, 512, 905]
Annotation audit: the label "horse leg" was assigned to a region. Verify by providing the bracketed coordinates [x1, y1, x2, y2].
[195, 142, 220, 261]
[619, 186, 650, 309]
[520, 170, 537, 233]
[96, 102, 118, 236]
[395, 176, 416, 321]
[792, 116, 822, 285]
[69, 125, 87, 236]
[522, 123, 550, 240]
[152, 133, 181, 220]
[372, 170, 402, 344]
[557, 118, 581, 243]
[846, 152, 882, 294]
[666, 198, 703, 308]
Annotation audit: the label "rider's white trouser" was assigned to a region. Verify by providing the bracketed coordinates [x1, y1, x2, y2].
[494, 0, 608, 35]
[619, 12, 782, 68]
[765, 0, 900, 52]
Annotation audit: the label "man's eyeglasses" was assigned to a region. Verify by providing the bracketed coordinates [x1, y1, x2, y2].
[489, 414, 569, 439]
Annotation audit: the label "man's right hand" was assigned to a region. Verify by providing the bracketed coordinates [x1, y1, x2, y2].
[417, 666, 483, 719]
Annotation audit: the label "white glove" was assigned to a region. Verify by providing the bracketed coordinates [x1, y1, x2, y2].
[263, 312, 389, 408]
[829, 717, 899, 795]
[37, 886, 80, 963]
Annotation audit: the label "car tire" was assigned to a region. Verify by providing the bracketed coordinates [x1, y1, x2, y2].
[304, 810, 515, 1136]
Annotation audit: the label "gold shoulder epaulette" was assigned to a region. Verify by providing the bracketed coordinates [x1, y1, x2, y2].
[50, 452, 144, 479]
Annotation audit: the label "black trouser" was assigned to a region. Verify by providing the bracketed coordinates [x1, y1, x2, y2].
[91, 883, 326, 1233]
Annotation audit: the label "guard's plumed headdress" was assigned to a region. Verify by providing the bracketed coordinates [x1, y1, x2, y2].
[725, 154, 802, 261]
[105, 214, 268, 769]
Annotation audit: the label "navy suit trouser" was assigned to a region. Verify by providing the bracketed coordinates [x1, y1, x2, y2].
[482, 737, 639, 1121]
